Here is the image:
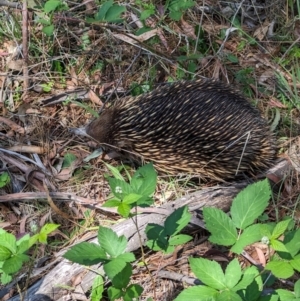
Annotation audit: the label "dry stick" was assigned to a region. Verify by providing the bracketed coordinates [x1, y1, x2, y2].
[22, 0, 29, 97]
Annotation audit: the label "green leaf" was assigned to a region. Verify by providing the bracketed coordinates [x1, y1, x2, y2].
[98, 226, 127, 257]
[130, 163, 157, 196]
[203, 207, 237, 246]
[42, 24, 55, 36]
[2, 254, 29, 274]
[123, 193, 143, 205]
[62, 152, 77, 168]
[168, 234, 192, 246]
[164, 206, 191, 236]
[102, 199, 121, 207]
[91, 275, 104, 301]
[44, 0, 61, 13]
[40, 223, 60, 236]
[105, 5, 126, 22]
[140, 9, 155, 20]
[103, 162, 125, 181]
[124, 284, 143, 301]
[275, 289, 295, 300]
[0, 246, 12, 261]
[0, 172, 10, 188]
[233, 265, 260, 292]
[270, 239, 289, 253]
[295, 279, 300, 298]
[189, 257, 226, 289]
[146, 224, 168, 251]
[108, 178, 133, 199]
[116, 252, 135, 263]
[290, 254, 300, 272]
[230, 179, 271, 229]
[265, 261, 294, 279]
[271, 219, 292, 240]
[224, 259, 241, 288]
[174, 285, 218, 301]
[63, 242, 107, 265]
[1, 272, 12, 285]
[117, 202, 131, 217]
[216, 290, 242, 301]
[107, 286, 122, 301]
[231, 224, 263, 254]
[95, 0, 113, 21]
[283, 229, 300, 257]
[16, 236, 30, 254]
[0, 232, 17, 253]
[104, 258, 129, 286]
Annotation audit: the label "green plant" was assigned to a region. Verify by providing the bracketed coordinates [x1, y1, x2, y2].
[103, 163, 157, 217]
[64, 226, 143, 301]
[0, 224, 59, 284]
[35, 0, 69, 36]
[88, 0, 126, 24]
[175, 179, 300, 300]
[146, 205, 192, 253]
[0, 172, 10, 188]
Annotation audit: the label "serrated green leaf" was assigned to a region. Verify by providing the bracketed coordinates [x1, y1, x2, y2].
[102, 199, 121, 207]
[233, 265, 260, 292]
[40, 223, 60, 235]
[1, 272, 12, 285]
[216, 290, 242, 301]
[283, 229, 300, 257]
[108, 178, 133, 199]
[117, 202, 131, 217]
[107, 286, 122, 300]
[270, 239, 289, 253]
[265, 261, 294, 279]
[203, 207, 237, 246]
[231, 179, 271, 229]
[91, 275, 104, 301]
[98, 226, 127, 257]
[116, 252, 135, 263]
[104, 258, 130, 286]
[189, 257, 226, 289]
[123, 193, 142, 205]
[2, 254, 29, 274]
[146, 224, 168, 251]
[63, 242, 107, 265]
[165, 206, 191, 236]
[224, 259, 241, 288]
[271, 219, 292, 240]
[174, 285, 218, 301]
[131, 163, 157, 196]
[124, 284, 143, 301]
[0, 232, 17, 253]
[0, 246, 12, 261]
[169, 234, 192, 246]
[231, 224, 263, 254]
[290, 254, 300, 272]
[16, 237, 30, 254]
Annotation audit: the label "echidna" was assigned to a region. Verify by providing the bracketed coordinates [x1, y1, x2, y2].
[77, 78, 277, 181]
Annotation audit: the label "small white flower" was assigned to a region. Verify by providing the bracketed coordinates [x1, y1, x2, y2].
[115, 186, 122, 193]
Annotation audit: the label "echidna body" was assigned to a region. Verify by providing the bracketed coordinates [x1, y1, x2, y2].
[83, 79, 276, 181]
